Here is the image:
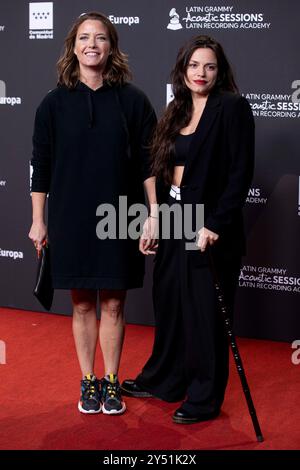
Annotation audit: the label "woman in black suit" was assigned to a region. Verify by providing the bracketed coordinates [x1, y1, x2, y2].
[122, 35, 254, 424]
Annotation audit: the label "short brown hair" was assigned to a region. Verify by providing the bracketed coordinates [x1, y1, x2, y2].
[57, 12, 131, 88]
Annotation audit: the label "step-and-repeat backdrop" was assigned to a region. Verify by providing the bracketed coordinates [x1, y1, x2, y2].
[0, 0, 299, 341]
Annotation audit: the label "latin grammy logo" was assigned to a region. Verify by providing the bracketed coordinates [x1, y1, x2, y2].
[167, 8, 183, 30]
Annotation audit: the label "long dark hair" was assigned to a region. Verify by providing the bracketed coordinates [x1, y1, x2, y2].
[151, 35, 238, 184]
[57, 12, 131, 88]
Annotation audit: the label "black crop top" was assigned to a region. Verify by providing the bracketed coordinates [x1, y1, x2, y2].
[174, 133, 194, 166]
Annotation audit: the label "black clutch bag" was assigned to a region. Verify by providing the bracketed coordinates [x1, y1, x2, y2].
[33, 243, 54, 311]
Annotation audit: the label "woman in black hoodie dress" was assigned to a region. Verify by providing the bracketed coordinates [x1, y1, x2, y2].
[29, 12, 157, 416]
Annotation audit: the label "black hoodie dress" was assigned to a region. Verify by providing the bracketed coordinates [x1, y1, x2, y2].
[31, 81, 156, 290]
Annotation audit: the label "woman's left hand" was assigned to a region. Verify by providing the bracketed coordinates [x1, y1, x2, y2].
[197, 227, 219, 252]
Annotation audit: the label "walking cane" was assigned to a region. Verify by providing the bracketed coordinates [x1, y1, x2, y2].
[208, 247, 264, 442]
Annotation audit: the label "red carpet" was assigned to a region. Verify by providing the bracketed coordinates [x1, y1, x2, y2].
[0, 307, 299, 450]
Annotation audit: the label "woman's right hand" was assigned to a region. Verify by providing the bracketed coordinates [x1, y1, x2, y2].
[139, 216, 159, 255]
[28, 221, 47, 256]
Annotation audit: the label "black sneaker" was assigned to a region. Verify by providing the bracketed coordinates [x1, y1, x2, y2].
[78, 374, 101, 414]
[101, 374, 126, 415]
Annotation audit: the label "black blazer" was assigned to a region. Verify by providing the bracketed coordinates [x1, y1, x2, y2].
[157, 90, 255, 258]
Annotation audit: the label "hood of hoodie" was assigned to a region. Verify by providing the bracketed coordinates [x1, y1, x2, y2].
[72, 80, 111, 129]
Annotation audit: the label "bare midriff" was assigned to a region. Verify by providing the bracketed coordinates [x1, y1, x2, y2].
[172, 165, 184, 187]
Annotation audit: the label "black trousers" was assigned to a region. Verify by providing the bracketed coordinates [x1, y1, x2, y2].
[137, 195, 241, 414]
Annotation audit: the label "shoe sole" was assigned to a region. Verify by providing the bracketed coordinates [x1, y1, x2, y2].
[78, 401, 102, 414]
[121, 387, 153, 398]
[172, 416, 202, 424]
[172, 411, 220, 424]
[102, 401, 126, 415]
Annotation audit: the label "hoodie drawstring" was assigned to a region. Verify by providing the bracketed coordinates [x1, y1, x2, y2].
[87, 91, 94, 128]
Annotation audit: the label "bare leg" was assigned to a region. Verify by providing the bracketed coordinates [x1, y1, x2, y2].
[71, 289, 98, 377]
[99, 289, 126, 376]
